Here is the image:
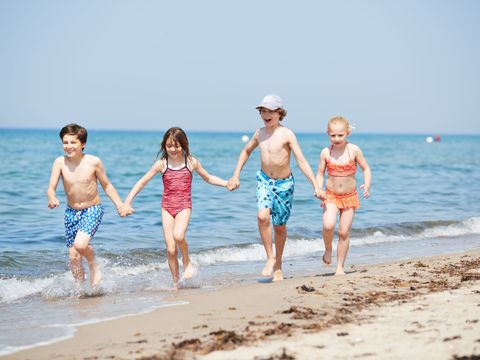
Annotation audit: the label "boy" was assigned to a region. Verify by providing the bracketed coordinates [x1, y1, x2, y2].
[47, 123, 123, 288]
[227, 95, 323, 281]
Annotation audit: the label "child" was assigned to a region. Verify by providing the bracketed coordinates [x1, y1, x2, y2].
[47, 123, 124, 287]
[119, 127, 228, 286]
[316, 116, 371, 275]
[227, 94, 322, 282]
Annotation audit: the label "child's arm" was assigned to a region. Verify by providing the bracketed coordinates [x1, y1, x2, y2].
[315, 149, 329, 200]
[355, 146, 371, 197]
[122, 160, 164, 212]
[191, 157, 228, 187]
[95, 157, 124, 213]
[287, 130, 323, 199]
[227, 130, 259, 190]
[46, 157, 62, 209]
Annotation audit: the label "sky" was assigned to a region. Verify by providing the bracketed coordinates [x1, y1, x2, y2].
[1, 1, 479, 134]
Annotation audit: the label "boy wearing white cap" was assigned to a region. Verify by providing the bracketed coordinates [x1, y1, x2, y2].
[227, 95, 322, 281]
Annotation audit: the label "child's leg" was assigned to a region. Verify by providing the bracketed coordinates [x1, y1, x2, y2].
[68, 246, 85, 283]
[272, 224, 287, 281]
[161, 209, 180, 283]
[73, 232, 101, 287]
[335, 209, 355, 275]
[172, 209, 194, 278]
[257, 208, 275, 276]
[322, 203, 339, 265]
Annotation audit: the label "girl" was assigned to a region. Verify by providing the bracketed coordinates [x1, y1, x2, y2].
[120, 127, 228, 285]
[316, 116, 371, 276]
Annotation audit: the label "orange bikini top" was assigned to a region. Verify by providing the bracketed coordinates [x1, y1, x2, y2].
[326, 144, 357, 177]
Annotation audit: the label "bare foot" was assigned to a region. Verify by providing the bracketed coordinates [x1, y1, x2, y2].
[261, 259, 275, 277]
[89, 262, 102, 288]
[322, 251, 332, 266]
[183, 262, 197, 279]
[272, 269, 283, 282]
[335, 269, 346, 276]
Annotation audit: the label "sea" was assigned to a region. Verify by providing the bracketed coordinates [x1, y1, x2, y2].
[1, 129, 479, 355]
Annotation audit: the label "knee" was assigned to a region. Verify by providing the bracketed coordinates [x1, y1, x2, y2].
[166, 246, 178, 258]
[338, 229, 350, 241]
[323, 223, 335, 233]
[69, 250, 82, 262]
[257, 212, 270, 226]
[73, 242, 89, 254]
[173, 231, 185, 243]
[274, 225, 286, 236]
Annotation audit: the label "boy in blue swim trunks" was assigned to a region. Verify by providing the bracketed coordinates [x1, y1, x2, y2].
[47, 124, 124, 287]
[227, 95, 323, 281]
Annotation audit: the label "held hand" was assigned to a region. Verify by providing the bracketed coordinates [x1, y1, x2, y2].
[360, 184, 370, 198]
[314, 188, 327, 201]
[227, 177, 240, 191]
[118, 204, 135, 217]
[48, 198, 60, 209]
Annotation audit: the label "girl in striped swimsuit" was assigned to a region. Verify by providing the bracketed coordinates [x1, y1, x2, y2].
[121, 127, 228, 286]
[316, 116, 371, 276]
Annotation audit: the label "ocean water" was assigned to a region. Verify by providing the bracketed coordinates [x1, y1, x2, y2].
[0, 129, 479, 355]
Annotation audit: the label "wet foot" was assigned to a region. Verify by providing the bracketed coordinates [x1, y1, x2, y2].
[272, 269, 283, 282]
[335, 269, 346, 276]
[183, 262, 197, 279]
[261, 259, 275, 277]
[90, 263, 102, 288]
[322, 251, 332, 266]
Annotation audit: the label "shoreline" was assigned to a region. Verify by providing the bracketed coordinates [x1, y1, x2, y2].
[3, 248, 480, 359]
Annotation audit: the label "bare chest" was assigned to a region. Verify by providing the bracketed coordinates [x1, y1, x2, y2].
[61, 163, 96, 186]
[258, 135, 288, 156]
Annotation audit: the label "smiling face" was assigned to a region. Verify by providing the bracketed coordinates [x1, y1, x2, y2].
[327, 121, 349, 146]
[165, 136, 183, 160]
[62, 134, 85, 158]
[259, 108, 282, 128]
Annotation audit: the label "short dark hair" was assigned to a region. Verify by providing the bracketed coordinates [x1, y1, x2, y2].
[59, 123, 88, 144]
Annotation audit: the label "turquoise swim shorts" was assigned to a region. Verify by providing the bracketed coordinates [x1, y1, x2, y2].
[256, 170, 294, 226]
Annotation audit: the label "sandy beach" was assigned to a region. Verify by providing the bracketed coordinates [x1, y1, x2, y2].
[4, 249, 480, 360]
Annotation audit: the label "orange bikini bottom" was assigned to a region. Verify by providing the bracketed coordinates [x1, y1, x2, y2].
[324, 189, 360, 210]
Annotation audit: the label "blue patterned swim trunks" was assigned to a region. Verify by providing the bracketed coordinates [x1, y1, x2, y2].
[256, 170, 295, 226]
[64, 204, 104, 248]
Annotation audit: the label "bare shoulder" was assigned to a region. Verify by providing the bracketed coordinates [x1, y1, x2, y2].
[187, 155, 198, 170]
[320, 147, 330, 158]
[348, 143, 362, 154]
[51, 156, 65, 172]
[153, 158, 166, 172]
[280, 127, 297, 144]
[53, 156, 64, 165]
[84, 154, 103, 167]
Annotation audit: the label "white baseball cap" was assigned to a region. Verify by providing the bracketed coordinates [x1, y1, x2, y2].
[256, 94, 284, 110]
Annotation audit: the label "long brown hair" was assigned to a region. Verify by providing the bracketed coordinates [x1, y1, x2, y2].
[157, 127, 190, 160]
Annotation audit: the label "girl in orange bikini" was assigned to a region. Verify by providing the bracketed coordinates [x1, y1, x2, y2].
[316, 116, 371, 275]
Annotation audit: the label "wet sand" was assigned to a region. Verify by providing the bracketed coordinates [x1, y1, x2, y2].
[4, 249, 480, 360]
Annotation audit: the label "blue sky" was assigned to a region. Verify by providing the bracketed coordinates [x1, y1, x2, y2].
[1, 1, 479, 134]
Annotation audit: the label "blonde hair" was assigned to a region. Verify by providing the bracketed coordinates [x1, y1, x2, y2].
[327, 116, 353, 133]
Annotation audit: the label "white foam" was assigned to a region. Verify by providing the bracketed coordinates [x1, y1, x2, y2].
[2, 217, 478, 303]
[188, 217, 480, 265]
[0, 260, 173, 304]
[0, 276, 54, 303]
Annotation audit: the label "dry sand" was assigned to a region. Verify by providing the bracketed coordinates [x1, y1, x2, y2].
[3, 249, 480, 360]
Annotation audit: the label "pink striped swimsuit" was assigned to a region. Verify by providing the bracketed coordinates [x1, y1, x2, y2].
[161, 156, 193, 218]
